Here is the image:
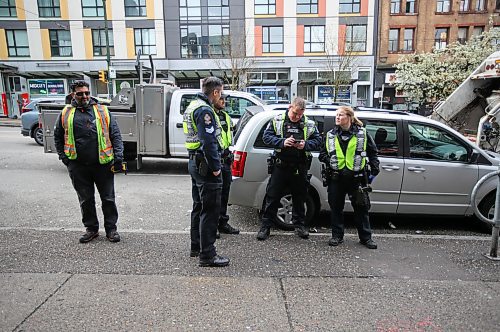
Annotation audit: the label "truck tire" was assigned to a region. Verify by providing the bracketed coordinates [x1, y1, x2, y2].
[33, 127, 43, 146]
[272, 192, 317, 231]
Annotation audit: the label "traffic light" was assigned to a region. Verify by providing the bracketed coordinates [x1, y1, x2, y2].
[98, 70, 107, 83]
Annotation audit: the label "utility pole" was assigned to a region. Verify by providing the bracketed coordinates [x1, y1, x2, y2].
[102, 0, 112, 99]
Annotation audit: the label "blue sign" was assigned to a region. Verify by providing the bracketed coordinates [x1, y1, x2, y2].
[317, 86, 334, 98]
[336, 85, 351, 100]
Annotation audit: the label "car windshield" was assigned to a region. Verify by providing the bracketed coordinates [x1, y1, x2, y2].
[24, 101, 38, 109]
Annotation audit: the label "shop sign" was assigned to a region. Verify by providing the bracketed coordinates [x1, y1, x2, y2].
[336, 85, 351, 100]
[28, 79, 65, 96]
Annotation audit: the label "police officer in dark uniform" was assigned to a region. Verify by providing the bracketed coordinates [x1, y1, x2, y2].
[213, 94, 240, 236]
[256, 97, 322, 241]
[54, 81, 124, 243]
[319, 106, 379, 249]
[183, 77, 230, 267]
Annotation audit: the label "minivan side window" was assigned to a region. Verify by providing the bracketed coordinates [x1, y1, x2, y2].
[364, 120, 399, 157]
[408, 122, 469, 162]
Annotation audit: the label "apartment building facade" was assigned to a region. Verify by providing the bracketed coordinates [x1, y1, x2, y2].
[0, 0, 378, 117]
[376, 0, 499, 111]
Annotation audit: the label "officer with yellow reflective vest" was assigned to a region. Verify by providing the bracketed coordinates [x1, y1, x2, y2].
[54, 81, 124, 244]
[319, 106, 380, 249]
[212, 94, 240, 236]
[256, 97, 322, 241]
[183, 76, 230, 267]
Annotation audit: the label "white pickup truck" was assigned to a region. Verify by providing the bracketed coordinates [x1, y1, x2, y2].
[38, 84, 264, 169]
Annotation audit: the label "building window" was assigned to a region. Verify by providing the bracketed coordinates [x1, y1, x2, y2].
[403, 28, 414, 51]
[345, 25, 367, 52]
[389, 29, 399, 52]
[459, 0, 470, 11]
[436, 0, 451, 13]
[208, 0, 229, 18]
[0, 0, 17, 17]
[457, 27, 468, 44]
[434, 27, 449, 50]
[255, 0, 276, 15]
[180, 0, 201, 20]
[49, 30, 72, 56]
[208, 24, 230, 56]
[262, 26, 283, 53]
[339, 0, 361, 14]
[472, 26, 484, 38]
[475, 0, 486, 11]
[304, 26, 324, 52]
[297, 0, 318, 14]
[181, 25, 202, 58]
[134, 28, 156, 55]
[125, 0, 146, 17]
[390, 0, 401, 14]
[92, 29, 114, 56]
[181, 24, 229, 58]
[496, 0, 500, 10]
[38, 0, 61, 17]
[6, 30, 29, 57]
[82, 0, 104, 17]
[406, 0, 416, 13]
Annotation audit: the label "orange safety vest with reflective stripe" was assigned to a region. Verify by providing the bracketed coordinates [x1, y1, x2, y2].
[61, 104, 114, 164]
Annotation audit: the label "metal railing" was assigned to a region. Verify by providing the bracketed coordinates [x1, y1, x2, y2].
[471, 166, 500, 260]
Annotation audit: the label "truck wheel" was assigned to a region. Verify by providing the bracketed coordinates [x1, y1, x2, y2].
[273, 193, 317, 231]
[33, 127, 44, 146]
[477, 193, 494, 234]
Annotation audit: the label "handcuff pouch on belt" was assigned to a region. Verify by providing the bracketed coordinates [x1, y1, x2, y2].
[352, 185, 371, 210]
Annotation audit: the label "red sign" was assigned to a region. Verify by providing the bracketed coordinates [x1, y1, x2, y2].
[1, 93, 8, 116]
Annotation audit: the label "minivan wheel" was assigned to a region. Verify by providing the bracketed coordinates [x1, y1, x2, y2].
[477, 194, 494, 234]
[33, 127, 43, 146]
[273, 193, 317, 231]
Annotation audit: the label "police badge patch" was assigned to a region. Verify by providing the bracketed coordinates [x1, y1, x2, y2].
[204, 113, 212, 125]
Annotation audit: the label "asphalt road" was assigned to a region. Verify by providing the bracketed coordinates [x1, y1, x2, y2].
[1, 127, 499, 331]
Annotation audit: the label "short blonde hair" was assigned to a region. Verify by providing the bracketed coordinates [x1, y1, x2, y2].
[337, 106, 363, 127]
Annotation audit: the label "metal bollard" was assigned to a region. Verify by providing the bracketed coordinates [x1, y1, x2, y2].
[471, 165, 500, 260]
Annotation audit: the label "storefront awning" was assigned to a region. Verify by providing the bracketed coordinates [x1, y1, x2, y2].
[247, 79, 292, 86]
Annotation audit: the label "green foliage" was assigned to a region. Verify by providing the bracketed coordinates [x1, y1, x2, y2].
[393, 26, 500, 105]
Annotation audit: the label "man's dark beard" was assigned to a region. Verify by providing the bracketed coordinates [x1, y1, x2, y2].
[76, 99, 90, 108]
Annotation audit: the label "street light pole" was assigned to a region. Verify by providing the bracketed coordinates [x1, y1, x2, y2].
[103, 0, 112, 99]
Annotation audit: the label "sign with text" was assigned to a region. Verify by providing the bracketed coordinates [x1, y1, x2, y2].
[28, 79, 65, 96]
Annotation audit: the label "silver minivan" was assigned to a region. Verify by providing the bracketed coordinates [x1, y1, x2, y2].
[229, 106, 499, 231]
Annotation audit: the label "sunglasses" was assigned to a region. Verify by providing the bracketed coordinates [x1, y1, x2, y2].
[75, 91, 90, 97]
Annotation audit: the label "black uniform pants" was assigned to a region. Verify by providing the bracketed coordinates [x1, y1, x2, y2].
[188, 159, 222, 260]
[67, 161, 118, 233]
[218, 161, 232, 227]
[260, 165, 309, 228]
[327, 177, 372, 242]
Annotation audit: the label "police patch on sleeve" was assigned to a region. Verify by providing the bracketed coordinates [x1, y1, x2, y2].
[204, 113, 212, 125]
[205, 126, 215, 134]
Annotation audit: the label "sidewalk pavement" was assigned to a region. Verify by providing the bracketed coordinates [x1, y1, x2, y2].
[1, 228, 499, 331]
[0, 116, 21, 127]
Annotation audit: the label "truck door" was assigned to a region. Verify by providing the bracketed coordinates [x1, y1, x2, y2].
[136, 85, 167, 155]
[169, 93, 197, 157]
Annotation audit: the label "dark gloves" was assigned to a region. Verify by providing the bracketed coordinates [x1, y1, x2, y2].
[112, 159, 123, 173]
[61, 157, 70, 166]
[370, 168, 379, 177]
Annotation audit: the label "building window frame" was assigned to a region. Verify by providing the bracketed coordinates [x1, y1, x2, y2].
[38, 0, 61, 17]
[475, 0, 486, 11]
[345, 24, 367, 52]
[472, 26, 485, 38]
[6, 30, 29, 57]
[179, 0, 201, 21]
[390, 0, 401, 14]
[436, 0, 451, 13]
[406, 0, 417, 13]
[0, 0, 17, 17]
[255, 0, 276, 15]
[125, 0, 147, 17]
[297, 0, 318, 14]
[207, 24, 230, 57]
[208, 0, 229, 18]
[92, 29, 114, 56]
[262, 26, 283, 53]
[434, 27, 449, 50]
[49, 29, 72, 57]
[339, 0, 361, 14]
[82, 0, 104, 17]
[459, 0, 471, 12]
[134, 28, 156, 55]
[304, 25, 325, 53]
[403, 28, 414, 51]
[457, 26, 468, 44]
[388, 28, 399, 52]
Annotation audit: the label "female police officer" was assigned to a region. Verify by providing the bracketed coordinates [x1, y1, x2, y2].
[319, 106, 380, 249]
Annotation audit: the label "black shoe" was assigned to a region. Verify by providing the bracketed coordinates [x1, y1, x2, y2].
[256, 227, 270, 241]
[360, 239, 377, 249]
[79, 230, 98, 243]
[328, 237, 344, 246]
[295, 226, 309, 239]
[199, 255, 230, 267]
[218, 223, 240, 235]
[190, 249, 200, 257]
[106, 230, 121, 243]
[216, 231, 220, 239]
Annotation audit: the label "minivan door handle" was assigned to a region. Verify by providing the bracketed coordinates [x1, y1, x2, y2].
[408, 166, 426, 173]
[381, 165, 400, 171]
[176, 123, 183, 128]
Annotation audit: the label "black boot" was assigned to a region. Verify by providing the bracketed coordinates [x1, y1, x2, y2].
[256, 226, 270, 241]
[218, 223, 240, 234]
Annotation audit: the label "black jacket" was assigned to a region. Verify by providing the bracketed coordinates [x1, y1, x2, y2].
[319, 124, 380, 176]
[193, 93, 222, 172]
[54, 99, 123, 165]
